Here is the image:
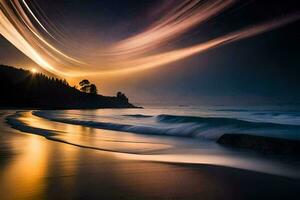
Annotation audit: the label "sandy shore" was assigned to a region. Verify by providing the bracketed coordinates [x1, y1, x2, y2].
[0, 111, 300, 200]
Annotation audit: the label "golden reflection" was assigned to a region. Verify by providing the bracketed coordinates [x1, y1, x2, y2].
[0, 135, 48, 199]
[0, 114, 81, 199]
[19, 111, 172, 154]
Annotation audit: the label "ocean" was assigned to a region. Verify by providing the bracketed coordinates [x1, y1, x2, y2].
[6, 105, 300, 178]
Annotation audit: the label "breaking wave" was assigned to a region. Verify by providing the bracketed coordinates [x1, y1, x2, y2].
[33, 111, 300, 140]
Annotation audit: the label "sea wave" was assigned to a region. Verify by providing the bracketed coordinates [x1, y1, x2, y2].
[6, 112, 167, 154]
[156, 114, 300, 129]
[33, 111, 201, 137]
[33, 111, 300, 140]
[123, 114, 153, 118]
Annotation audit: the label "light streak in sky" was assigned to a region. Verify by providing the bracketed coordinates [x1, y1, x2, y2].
[21, 0, 54, 40]
[0, 0, 299, 77]
[109, 0, 235, 55]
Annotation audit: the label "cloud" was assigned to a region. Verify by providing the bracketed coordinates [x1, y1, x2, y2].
[0, 0, 299, 77]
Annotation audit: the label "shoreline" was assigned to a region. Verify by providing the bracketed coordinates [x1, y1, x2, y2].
[6, 110, 300, 176]
[1, 111, 300, 199]
[0, 105, 143, 110]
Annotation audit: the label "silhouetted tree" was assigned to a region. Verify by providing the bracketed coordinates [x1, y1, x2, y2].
[116, 91, 128, 103]
[90, 84, 97, 95]
[117, 91, 123, 98]
[63, 79, 68, 86]
[79, 79, 90, 93]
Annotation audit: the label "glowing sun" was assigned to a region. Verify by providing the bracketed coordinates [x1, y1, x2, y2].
[31, 68, 37, 74]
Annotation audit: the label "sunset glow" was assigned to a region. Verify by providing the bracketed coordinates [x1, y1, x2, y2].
[0, 0, 299, 77]
[31, 68, 37, 74]
[0, 1, 300, 199]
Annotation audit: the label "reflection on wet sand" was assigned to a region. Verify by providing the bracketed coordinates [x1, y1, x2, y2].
[1, 111, 300, 200]
[0, 112, 82, 199]
[16, 111, 173, 154]
[0, 131, 48, 199]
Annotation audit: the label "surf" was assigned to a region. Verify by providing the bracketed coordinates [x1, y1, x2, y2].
[5, 110, 300, 178]
[33, 110, 300, 140]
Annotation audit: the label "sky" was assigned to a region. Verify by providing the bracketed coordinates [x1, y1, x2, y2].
[0, 0, 299, 105]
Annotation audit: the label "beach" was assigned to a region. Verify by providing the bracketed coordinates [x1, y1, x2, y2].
[1, 0, 299, 199]
[0, 110, 300, 200]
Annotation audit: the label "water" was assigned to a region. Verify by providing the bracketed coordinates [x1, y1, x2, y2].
[6, 105, 300, 178]
[33, 105, 300, 140]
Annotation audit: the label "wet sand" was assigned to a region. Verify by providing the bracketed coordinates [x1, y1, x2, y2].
[0, 111, 300, 200]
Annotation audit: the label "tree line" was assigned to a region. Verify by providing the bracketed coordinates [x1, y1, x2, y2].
[0, 65, 135, 109]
